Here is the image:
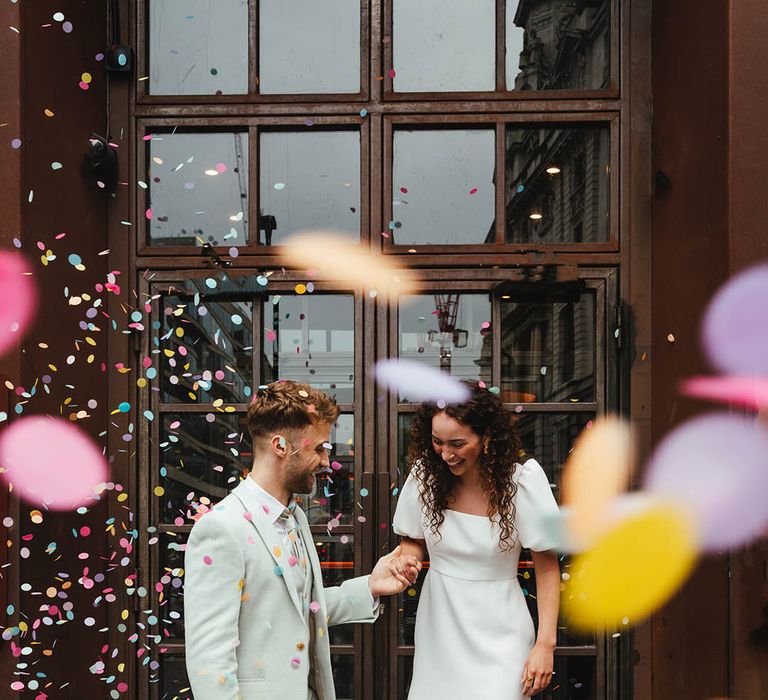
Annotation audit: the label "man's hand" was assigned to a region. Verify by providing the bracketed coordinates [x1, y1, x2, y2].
[368, 545, 423, 597]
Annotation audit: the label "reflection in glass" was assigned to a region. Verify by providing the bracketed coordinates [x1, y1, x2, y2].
[392, 130, 495, 244]
[159, 413, 250, 523]
[315, 536, 355, 645]
[331, 654, 355, 700]
[392, 0, 495, 92]
[398, 294, 491, 400]
[263, 294, 354, 403]
[397, 655, 414, 700]
[259, 0, 360, 94]
[501, 294, 595, 402]
[302, 415, 356, 526]
[259, 131, 360, 243]
[149, 0, 248, 95]
[160, 654, 190, 698]
[147, 132, 249, 247]
[505, 126, 610, 244]
[160, 295, 252, 404]
[512, 413, 593, 495]
[507, 0, 611, 92]
[159, 537, 186, 640]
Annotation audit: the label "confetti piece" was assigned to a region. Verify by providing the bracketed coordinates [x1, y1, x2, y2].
[702, 263, 768, 375]
[281, 232, 419, 303]
[373, 359, 469, 404]
[0, 252, 37, 357]
[562, 417, 631, 547]
[203, 555, 213, 566]
[680, 375, 768, 410]
[563, 504, 696, 631]
[0, 416, 108, 509]
[643, 413, 768, 550]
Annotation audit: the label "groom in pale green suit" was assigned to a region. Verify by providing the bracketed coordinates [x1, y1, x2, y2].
[184, 380, 419, 699]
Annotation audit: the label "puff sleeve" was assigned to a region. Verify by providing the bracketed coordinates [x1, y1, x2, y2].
[514, 458, 561, 551]
[392, 470, 427, 539]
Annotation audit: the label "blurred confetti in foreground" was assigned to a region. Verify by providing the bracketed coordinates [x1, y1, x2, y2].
[280, 231, 420, 302]
[0, 415, 109, 510]
[563, 261, 768, 631]
[373, 358, 470, 405]
[561, 416, 632, 548]
[0, 251, 37, 357]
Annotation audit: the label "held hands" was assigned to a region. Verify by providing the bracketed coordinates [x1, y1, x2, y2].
[521, 642, 554, 697]
[368, 545, 423, 597]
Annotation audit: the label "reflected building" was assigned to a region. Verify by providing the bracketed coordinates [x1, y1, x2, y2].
[511, 0, 611, 92]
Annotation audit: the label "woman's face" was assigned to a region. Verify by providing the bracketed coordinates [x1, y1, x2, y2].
[430, 411, 484, 478]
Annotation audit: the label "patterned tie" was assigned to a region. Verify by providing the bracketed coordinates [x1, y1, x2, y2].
[277, 504, 308, 576]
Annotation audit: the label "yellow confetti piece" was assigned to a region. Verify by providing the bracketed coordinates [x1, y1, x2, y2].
[137, 378, 147, 388]
[121, 609, 129, 621]
[175, 327, 184, 338]
[44, 108, 55, 117]
[85, 337, 96, 346]
[563, 504, 697, 631]
[81, 72, 92, 84]
[212, 399, 224, 408]
[154, 486, 165, 497]
[295, 283, 307, 295]
[188, 392, 197, 401]
[273, 546, 282, 557]
[117, 493, 128, 502]
[163, 349, 175, 357]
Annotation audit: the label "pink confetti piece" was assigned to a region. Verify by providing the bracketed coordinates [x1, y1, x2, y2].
[0, 252, 37, 357]
[469, 187, 478, 195]
[203, 555, 213, 565]
[680, 375, 768, 410]
[0, 416, 108, 510]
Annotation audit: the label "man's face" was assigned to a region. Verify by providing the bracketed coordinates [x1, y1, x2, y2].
[281, 422, 332, 495]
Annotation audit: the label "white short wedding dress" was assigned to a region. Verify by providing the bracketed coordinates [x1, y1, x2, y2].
[393, 458, 560, 700]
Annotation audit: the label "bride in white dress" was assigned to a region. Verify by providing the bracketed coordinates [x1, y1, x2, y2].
[389, 383, 561, 699]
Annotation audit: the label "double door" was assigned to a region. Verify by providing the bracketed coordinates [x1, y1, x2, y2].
[135, 266, 623, 699]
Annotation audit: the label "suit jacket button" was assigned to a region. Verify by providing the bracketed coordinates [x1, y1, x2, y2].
[296, 642, 305, 651]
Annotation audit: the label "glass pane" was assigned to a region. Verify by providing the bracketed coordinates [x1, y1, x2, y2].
[259, 0, 360, 94]
[547, 654, 597, 700]
[160, 295, 253, 404]
[159, 413, 250, 523]
[160, 654, 191, 697]
[263, 294, 354, 403]
[392, 130, 495, 244]
[331, 654, 354, 700]
[398, 566, 427, 646]
[505, 126, 610, 244]
[314, 535, 355, 645]
[397, 655, 414, 700]
[501, 294, 595, 403]
[147, 132, 249, 247]
[149, 0, 248, 95]
[259, 131, 360, 244]
[158, 535, 186, 641]
[392, 0, 495, 92]
[302, 414, 356, 525]
[507, 0, 611, 92]
[513, 412, 595, 647]
[398, 294, 491, 400]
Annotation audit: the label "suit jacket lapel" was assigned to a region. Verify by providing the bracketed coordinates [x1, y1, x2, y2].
[231, 481, 304, 620]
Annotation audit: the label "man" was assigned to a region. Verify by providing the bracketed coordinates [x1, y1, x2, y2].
[184, 380, 418, 699]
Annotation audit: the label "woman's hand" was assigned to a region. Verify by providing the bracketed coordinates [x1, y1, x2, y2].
[387, 546, 422, 587]
[369, 546, 422, 596]
[520, 642, 554, 697]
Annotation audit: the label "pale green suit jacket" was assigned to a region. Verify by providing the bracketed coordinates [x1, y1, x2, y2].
[184, 479, 379, 699]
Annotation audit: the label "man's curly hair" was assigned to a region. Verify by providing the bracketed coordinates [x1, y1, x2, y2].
[407, 382, 524, 551]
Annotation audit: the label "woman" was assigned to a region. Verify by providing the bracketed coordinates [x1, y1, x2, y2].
[390, 382, 561, 699]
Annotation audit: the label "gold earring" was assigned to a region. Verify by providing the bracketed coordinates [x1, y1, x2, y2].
[483, 442, 489, 455]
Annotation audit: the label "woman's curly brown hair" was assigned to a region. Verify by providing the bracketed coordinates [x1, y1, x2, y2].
[407, 382, 524, 551]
